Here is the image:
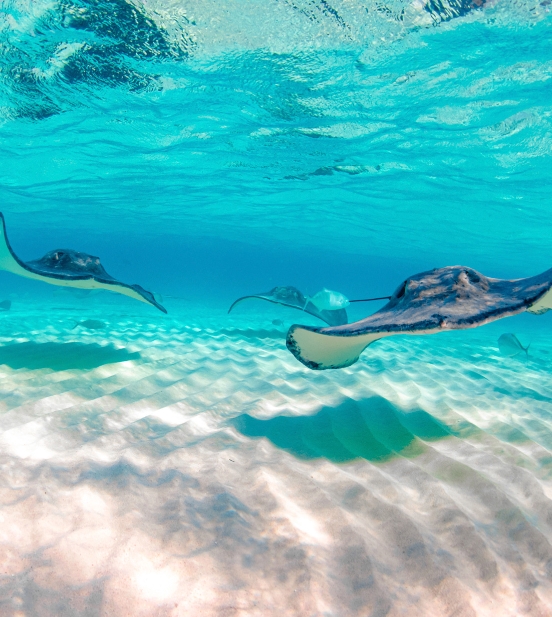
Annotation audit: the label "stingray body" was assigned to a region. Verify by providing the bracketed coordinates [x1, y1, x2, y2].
[287, 265, 552, 370]
[228, 286, 348, 326]
[0, 213, 166, 313]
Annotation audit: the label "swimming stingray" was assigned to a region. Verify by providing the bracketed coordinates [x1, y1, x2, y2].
[286, 265, 552, 370]
[0, 213, 166, 313]
[228, 286, 348, 326]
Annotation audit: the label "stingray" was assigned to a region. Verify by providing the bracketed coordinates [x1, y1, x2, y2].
[228, 286, 348, 326]
[286, 265, 552, 370]
[0, 212, 166, 313]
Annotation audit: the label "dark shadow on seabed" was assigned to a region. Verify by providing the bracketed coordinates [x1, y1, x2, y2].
[232, 396, 479, 463]
[0, 341, 140, 371]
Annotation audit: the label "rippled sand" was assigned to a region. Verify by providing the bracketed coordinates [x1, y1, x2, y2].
[1, 301, 552, 616]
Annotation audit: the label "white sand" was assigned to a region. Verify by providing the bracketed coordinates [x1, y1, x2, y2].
[0, 301, 551, 616]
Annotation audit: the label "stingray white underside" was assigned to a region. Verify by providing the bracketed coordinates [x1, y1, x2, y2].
[0, 226, 150, 306]
[287, 326, 441, 370]
[527, 287, 552, 314]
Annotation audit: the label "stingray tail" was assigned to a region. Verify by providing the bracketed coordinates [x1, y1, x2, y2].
[524, 343, 531, 357]
[71, 321, 79, 330]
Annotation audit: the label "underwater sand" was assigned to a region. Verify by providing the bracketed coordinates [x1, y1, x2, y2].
[1, 301, 551, 616]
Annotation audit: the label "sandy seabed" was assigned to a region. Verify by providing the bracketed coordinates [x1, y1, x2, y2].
[0, 301, 551, 617]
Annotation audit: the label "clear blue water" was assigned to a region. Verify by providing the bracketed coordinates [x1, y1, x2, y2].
[1, 1, 551, 299]
[1, 2, 552, 615]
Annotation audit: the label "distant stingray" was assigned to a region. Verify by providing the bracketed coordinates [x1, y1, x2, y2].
[0, 300, 11, 311]
[228, 286, 348, 326]
[286, 265, 552, 370]
[0, 213, 166, 313]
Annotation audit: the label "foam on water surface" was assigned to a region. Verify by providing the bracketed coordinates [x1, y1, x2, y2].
[0, 302, 551, 615]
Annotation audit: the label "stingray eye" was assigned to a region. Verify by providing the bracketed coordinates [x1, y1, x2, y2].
[395, 281, 407, 299]
[458, 270, 480, 285]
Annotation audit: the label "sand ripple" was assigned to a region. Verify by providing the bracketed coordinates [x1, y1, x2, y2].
[0, 308, 551, 615]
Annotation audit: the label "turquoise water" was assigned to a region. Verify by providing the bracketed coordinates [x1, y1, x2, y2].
[1, 1, 552, 615]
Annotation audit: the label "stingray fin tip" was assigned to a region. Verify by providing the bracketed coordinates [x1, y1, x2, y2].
[286, 324, 363, 371]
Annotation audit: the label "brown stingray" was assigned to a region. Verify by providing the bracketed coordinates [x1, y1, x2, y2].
[228, 286, 348, 326]
[286, 265, 552, 370]
[0, 212, 166, 313]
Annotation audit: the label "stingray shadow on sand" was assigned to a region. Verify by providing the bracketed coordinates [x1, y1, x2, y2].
[231, 396, 478, 463]
[0, 341, 140, 371]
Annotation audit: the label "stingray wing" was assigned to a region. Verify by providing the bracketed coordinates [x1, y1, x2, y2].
[286, 325, 390, 370]
[228, 294, 279, 314]
[228, 287, 348, 326]
[0, 213, 166, 313]
[287, 265, 552, 370]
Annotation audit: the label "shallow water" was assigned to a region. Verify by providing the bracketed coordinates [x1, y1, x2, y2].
[1, 1, 552, 615]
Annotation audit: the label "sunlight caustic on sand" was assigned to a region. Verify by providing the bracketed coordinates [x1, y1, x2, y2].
[0, 305, 551, 615]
